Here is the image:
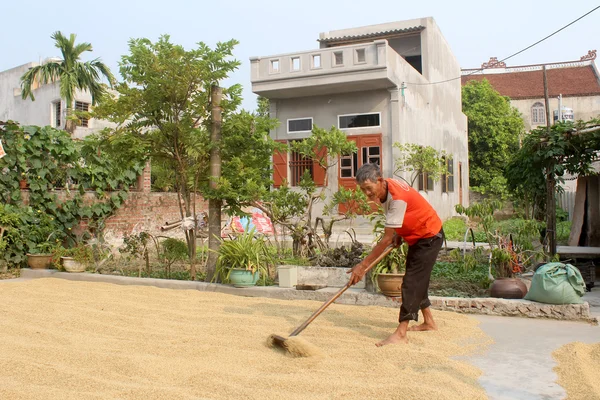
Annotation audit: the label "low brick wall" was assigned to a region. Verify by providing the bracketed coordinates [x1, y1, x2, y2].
[429, 297, 595, 323]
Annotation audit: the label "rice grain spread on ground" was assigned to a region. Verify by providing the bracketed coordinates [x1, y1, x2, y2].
[0, 278, 493, 399]
[553, 342, 600, 400]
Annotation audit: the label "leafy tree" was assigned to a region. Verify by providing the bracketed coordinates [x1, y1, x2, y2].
[20, 31, 115, 133]
[506, 119, 600, 220]
[93, 36, 277, 274]
[462, 79, 524, 195]
[392, 143, 447, 186]
[254, 125, 370, 257]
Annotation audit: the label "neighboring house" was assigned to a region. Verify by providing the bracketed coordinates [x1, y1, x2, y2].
[0, 60, 113, 139]
[461, 51, 600, 131]
[462, 51, 600, 219]
[250, 17, 469, 220]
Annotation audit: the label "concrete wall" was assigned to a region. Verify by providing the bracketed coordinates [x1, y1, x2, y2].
[0, 61, 114, 139]
[511, 95, 600, 131]
[256, 18, 469, 221]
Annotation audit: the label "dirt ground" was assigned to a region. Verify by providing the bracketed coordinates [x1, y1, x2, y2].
[0, 278, 492, 400]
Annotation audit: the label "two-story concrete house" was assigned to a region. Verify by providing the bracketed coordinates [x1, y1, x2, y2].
[0, 60, 113, 139]
[250, 17, 469, 220]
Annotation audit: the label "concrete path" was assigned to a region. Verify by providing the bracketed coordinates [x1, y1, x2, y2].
[468, 314, 599, 400]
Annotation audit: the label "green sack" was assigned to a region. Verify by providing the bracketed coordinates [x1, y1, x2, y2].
[524, 262, 586, 305]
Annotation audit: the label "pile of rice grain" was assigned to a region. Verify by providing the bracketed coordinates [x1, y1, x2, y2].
[0, 278, 492, 400]
[553, 342, 600, 400]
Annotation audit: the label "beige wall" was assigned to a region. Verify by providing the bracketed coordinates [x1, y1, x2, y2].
[511, 95, 600, 131]
[0, 62, 114, 139]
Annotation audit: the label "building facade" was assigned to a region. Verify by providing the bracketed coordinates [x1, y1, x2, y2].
[0, 60, 113, 139]
[250, 17, 470, 220]
[461, 51, 600, 131]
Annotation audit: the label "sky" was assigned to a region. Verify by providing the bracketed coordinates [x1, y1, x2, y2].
[1, 0, 599, 111]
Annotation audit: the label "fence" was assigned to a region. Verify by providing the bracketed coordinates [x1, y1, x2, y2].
[557, 191, 576, 221]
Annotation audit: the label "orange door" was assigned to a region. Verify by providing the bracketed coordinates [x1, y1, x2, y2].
[338, 134, 382, 214]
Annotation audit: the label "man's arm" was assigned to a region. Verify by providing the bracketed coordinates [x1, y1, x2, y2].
[347, 227, 396, 286]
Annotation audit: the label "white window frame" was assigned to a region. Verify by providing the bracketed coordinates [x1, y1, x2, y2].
[311, 54, 322, 69]
[270, 59, 280, 74]
[531, 102, 546, 125]
[337, 112, 382, 130]
[333, 51, 344, 67]
[290, 56, 301, 72]
[287, 117, 313, 134]
[355, 48, 367, 64]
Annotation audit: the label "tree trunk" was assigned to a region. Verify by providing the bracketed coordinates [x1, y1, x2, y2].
[543, 65, 557, 256]
[206, 86, 223, 282]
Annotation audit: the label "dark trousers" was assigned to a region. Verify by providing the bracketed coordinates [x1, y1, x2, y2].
[399, 229, 444, 322]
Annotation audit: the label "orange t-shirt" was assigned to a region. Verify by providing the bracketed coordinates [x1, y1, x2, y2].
[382, 178, 442, 245]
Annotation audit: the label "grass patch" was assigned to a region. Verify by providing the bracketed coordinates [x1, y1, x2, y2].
[430, 261, 491, 298]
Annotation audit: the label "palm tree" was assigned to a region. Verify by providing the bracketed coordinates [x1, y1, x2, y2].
[20, 31, 115, 133]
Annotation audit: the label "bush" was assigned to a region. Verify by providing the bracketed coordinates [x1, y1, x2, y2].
[315, 242, 364, 268]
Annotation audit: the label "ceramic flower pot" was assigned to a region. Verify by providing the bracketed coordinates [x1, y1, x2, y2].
[376, 273, 405, 297]
[26, 254, 53, 269]
[60, 256, 86, 273]
[490, 277, 528, 299]
[228, 268, 260, 288]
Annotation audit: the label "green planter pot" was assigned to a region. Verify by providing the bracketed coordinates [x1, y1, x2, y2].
[229, 268, 260, 288]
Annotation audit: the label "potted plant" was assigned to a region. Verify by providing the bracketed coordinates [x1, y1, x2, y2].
[489, 237, 528, 299]
[371, 242, 408, 297]
[212, 229, 273, 287]
[24, 211, 61, 270]
[53, 244, 94, 273]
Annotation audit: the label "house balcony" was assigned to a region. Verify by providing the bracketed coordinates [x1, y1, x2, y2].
[250, 40, 411, 99]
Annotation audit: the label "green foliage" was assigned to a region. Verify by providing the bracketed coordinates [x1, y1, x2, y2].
[257, 125, 367, 257]
[442, 218, 468, 241]
[506, 119, 600, 218]
[392, 143, 447, 186]
[212, 229, 273, 284]
[462, 79, 524, 195]
[431, 261, 492, 297]
[0, 122, 144, 267]
[161, 238, 189, 270]
[20, 31, 115, 133]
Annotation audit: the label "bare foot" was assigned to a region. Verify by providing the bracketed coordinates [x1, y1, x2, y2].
[407, 323, 437, 332]
[375, 333, 408, 347]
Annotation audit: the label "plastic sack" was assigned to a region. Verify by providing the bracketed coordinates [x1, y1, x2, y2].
[524, 262, 586, 304]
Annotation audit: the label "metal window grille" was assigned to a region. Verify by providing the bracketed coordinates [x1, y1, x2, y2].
[289, 150, 313, 186]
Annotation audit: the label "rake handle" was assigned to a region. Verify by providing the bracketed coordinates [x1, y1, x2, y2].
[289, 245, 394, 337]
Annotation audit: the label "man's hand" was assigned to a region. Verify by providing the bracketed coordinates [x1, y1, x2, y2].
[347, 262, 367, 286]
[392, 233, 402, 248]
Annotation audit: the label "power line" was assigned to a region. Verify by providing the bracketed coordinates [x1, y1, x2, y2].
[404, 5, 600, 86]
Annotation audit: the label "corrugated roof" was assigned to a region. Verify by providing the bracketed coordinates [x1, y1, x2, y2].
[461, 65, 600, 99]
[318, 26, 425, 43]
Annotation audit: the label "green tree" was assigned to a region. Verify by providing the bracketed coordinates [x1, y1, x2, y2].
[462, 79, 524, 195]
[506, 119, 600, 220]
[93, 36, 277, 274]
[254, 125, 370, 257]
[392, 143, 447, 186]
[20, 31, 115, 133]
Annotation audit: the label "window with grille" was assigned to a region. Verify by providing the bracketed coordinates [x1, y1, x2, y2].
[531, 102, 546, 125]
[441, 156, 454, 193]
[74, 101, 90, 127]
[53, 101, 61, 128]
[289, 141, 313, 186]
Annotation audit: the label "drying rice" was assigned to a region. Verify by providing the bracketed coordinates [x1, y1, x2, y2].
[553, 342, 600, 400]
[0, 278, 493, 399]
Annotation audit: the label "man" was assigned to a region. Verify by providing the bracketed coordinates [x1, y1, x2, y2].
[347, 163, 444, 346]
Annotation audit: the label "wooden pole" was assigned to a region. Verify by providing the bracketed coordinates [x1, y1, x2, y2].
[207, 86, 223, 282]
[543, 65, 557, 256]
